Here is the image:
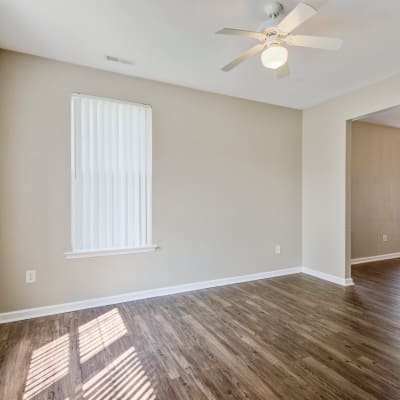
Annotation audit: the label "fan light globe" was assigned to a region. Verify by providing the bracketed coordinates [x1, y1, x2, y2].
[261, 45, 288, 69]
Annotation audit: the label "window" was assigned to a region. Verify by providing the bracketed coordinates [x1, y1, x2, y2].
[68, 94, 154, 257]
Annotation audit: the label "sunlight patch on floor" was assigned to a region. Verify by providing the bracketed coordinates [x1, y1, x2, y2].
[78, 308, 128, 363]
[82, 346, 156, 400]
[23, 333, 70, 400]
[22, 309, 155, 399]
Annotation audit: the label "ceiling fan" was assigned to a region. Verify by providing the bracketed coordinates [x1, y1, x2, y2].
[216, 1, 342, 77]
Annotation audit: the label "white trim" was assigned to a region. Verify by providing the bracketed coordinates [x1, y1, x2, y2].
[0, 267, 302, 324]
[0, 266, 355, 324]
[64, 245, 158, 259]
[302, 267, 354, 286]
[351, 252, 400, 265]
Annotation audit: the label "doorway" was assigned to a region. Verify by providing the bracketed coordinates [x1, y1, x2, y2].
[349, 105, 400, 280]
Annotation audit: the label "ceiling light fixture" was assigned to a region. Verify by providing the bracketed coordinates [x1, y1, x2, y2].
[261, 44, 288, 69]
[216, 1, 343, 77]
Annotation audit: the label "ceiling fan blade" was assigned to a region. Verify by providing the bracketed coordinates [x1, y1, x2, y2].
[286, 34, 342, 50]
[277, 2, 317, 34]
[216, 28, 265, 42]
[221, 43, 265, 71]
[276, 63, 290, 79]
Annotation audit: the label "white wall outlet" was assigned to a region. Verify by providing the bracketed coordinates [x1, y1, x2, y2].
[383, 234, 389, 242]
[275, 244, 281, 255]
[26, 270, 36, 284]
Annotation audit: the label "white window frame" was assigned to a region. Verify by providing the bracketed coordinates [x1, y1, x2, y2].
[65, 93, 157, 259]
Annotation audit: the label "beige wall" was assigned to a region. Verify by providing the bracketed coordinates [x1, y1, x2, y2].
[303, 73, 400, 280]
[0, 50, 302, 313]
[351, 121, 400, 259]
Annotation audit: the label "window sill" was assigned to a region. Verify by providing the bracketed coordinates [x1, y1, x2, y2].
[65, 245, 159, 259]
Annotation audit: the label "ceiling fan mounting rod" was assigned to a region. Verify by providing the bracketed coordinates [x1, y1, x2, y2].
[264, 1, 284, 20]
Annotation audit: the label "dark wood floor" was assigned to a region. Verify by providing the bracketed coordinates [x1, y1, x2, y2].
[1, 261, 400, 400]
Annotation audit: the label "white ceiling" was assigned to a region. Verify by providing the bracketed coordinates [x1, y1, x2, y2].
[360, 106, 400, 129]
[1, 0, 400, 109]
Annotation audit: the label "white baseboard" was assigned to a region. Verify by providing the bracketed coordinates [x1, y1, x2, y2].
[351, 252, 400, 265]
[302, 267, 354, 287]
[0, 266, 353, 324]
[0, 267, 302, 324]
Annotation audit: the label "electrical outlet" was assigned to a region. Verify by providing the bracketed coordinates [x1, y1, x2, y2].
[383, 234, 389, 242]
[26, 270, 36, 284]
[275, 244, 281, 255]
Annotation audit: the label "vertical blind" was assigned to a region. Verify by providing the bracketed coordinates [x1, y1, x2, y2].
[71, 94, 152, 252]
